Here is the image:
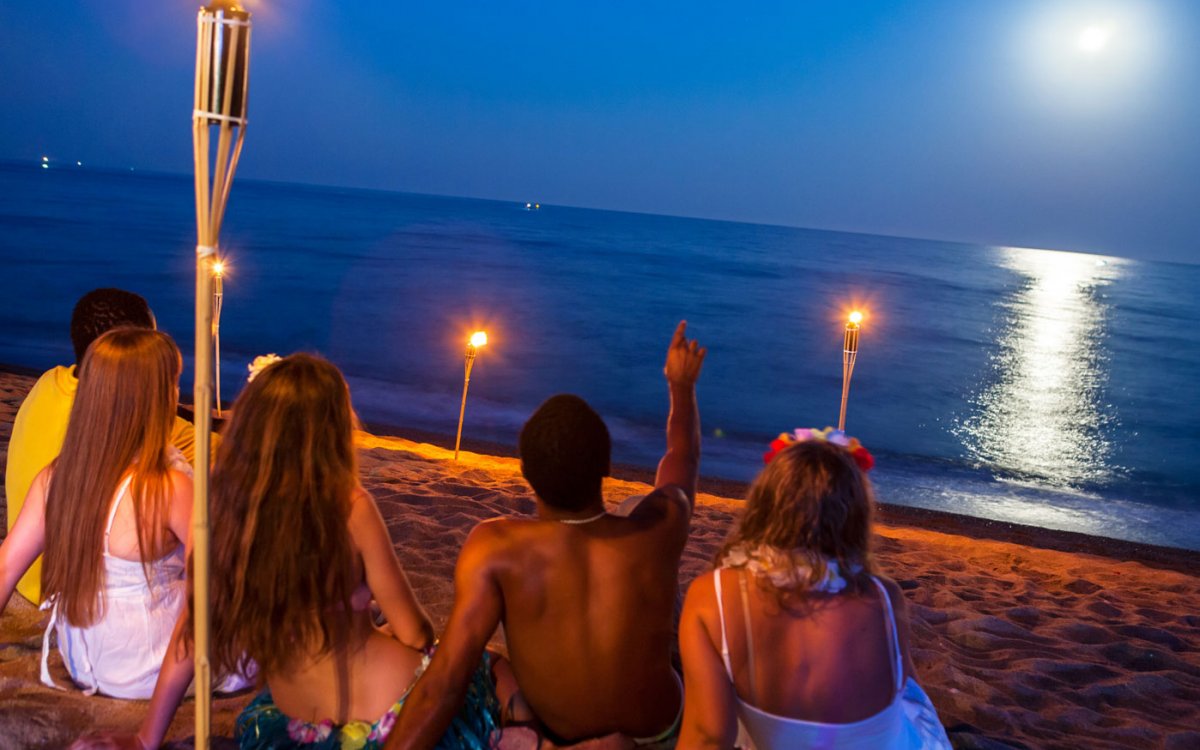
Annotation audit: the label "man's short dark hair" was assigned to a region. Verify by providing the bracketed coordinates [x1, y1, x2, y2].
[519, 394, 611, 512]
[70, 288, 155, 364]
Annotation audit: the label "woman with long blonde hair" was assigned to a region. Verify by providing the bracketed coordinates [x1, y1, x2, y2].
[678, 431, 950, 749]
[0, 328, 192, 699]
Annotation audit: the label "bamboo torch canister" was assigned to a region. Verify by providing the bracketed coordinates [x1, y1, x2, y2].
[192, 2, 250, 746]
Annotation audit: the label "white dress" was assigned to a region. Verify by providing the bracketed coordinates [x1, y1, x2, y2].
[714, 570, 951, 750]
[40, 469, 186, 699]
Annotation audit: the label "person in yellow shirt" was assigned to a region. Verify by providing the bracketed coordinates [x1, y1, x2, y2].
[5, 288, 200, 604]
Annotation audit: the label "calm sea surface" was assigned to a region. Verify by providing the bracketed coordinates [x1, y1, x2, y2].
[2, 161, 1198, 549]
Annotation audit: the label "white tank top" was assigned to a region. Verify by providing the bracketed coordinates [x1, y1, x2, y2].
[41, 469, 186, 699]
[714, 569, 920, 750]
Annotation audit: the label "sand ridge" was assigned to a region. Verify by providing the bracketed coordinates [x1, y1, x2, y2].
[3, 371, 1200, 749]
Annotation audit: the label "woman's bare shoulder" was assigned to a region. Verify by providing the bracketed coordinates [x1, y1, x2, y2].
[683, 569, 720, 614]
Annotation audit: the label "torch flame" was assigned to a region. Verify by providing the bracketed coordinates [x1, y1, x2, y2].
[848, 310, 863, 325]
[470, 331, 488, 348]
[212, 260, 225, 277]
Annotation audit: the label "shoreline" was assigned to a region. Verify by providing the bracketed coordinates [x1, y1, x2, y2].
[9, 359, 1198, 574]
[359, 416, 1200, 577]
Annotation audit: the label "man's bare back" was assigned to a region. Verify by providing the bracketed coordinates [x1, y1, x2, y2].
[469, 486, 688, 740]
[387, 321, 705, 749]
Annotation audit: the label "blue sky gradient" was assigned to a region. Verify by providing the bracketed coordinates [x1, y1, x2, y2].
[1, 0, 1196, 262]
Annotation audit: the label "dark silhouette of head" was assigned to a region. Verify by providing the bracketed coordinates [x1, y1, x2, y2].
[519, 394, 611, 512]
[70, 288, 156, 365]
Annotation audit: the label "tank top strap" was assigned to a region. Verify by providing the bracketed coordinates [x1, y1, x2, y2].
[103, 475, 135, 557]
[713, 569, 734, 680]
[870, 577, 905, 695]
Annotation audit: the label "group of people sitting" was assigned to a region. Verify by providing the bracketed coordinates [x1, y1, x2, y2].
[0, 288, 949, 750]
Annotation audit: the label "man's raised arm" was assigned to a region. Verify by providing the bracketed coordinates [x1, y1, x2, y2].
[384, 523, 505, 750]
[653, 321, 705, 507]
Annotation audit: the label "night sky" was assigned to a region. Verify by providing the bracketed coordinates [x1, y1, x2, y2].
[2, 0, 1197, 264]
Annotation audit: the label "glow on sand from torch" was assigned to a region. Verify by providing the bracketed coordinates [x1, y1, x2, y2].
[454, 331, 488, 461]
[838, 311, 863, 431]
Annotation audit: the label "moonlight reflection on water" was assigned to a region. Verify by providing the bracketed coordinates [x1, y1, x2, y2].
[961, 247, 1124, 487]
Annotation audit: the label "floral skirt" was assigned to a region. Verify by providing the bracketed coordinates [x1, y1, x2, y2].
[236, 654, 500, 750]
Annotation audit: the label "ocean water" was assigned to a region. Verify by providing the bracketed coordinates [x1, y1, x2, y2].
[2, 161, 1198, 550]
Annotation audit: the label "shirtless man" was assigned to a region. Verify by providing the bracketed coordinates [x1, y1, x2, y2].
[386, 321, 705, 750]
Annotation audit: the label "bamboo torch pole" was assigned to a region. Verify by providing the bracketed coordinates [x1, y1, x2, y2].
[454, 331, 488, 460]
[192, 3, 250, 746]
[837, 311, 862, 432]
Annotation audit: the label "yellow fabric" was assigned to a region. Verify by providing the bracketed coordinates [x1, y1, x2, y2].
[4, 366, 209, 604]
[6, 367, 75, 603]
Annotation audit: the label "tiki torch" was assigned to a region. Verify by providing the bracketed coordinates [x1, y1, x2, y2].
[454, 331, 488, 460]
[193, 1, 250, 745]
[838, 311, 862, 431]
[212, 259, 225, 417]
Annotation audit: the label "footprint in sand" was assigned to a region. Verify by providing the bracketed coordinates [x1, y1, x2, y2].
[1032, 659, 1121, 687]
[0, 697, 91, 749]
[1064, 578, 1103, 595]
[1054, 621, 1116, 645]
[1005, 606, 1042, 626]
[1086, 600, 1123, 618]
[1114, 624, 1188, 651]
[1099, 641, 1184, 673]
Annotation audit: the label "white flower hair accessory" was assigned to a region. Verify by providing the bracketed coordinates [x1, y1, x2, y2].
[247, 353, 283, 382]
[720, 543, 862, 592]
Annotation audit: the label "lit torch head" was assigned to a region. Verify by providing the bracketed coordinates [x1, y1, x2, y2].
[844, 311, 862, 355]
[467, 330, 488, 357]
[211, 259, 225, 297]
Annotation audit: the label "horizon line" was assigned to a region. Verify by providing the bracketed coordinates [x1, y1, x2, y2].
[4, 155, 1187, 267]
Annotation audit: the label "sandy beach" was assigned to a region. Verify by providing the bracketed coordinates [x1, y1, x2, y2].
[2, 368, 1199, 750]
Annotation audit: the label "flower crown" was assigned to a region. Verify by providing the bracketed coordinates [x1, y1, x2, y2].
[763, 427, 875, 472]
[247, 353, 283, 383]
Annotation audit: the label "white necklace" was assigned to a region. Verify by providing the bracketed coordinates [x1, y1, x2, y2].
[556, 511, 607, 525]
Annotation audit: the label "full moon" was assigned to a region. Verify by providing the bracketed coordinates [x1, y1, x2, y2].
[1078, 25, 1111, 52]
